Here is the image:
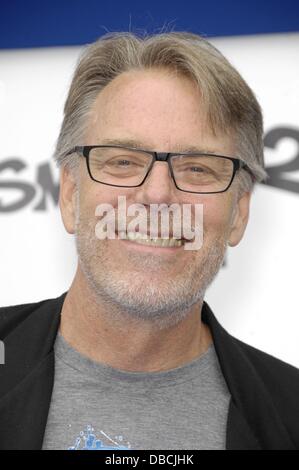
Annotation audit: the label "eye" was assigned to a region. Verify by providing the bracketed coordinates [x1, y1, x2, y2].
[182, 165, 212, 174]
[114, 159, 132, 166]
[189, 166, 205, 172]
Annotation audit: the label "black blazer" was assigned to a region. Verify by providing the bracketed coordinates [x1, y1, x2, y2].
[0, 292, 298, 450]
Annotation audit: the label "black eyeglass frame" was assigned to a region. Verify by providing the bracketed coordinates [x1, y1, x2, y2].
[66, 145, 254, 194]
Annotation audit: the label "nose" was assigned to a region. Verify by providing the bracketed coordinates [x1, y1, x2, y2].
[134, 160, 178, 205]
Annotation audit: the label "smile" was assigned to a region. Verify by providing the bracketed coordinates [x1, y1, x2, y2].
[119, 231, 185, 247]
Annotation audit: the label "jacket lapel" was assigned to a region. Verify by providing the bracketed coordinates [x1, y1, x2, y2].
[225, 398, 261, 449]
[201, 301, 295, 450]
[0, 293, 66, 449]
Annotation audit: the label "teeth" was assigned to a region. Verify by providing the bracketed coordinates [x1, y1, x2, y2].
[119, 231, 184, 247]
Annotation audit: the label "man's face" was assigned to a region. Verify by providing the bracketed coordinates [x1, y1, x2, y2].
[61, 68, 250, 327]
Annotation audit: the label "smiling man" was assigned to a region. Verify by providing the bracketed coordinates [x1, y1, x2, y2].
[0, 31, 299, 451]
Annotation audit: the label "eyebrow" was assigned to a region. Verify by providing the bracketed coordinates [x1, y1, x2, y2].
[99, 138, 220, 155]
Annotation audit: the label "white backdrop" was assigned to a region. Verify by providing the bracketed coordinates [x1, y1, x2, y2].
[0, 33, 298, 367]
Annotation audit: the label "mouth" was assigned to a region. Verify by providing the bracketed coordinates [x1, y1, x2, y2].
[117, 231, 187, 248]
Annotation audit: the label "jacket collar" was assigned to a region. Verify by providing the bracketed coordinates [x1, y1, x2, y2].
[0, 292, 293, 449]
[201, 302, 293, 449]
[0, 292, 65, 449]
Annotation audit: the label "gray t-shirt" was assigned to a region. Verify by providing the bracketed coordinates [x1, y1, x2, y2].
[42, 333, 231, 450]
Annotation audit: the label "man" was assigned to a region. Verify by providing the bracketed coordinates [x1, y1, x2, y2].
[0, 31, 298, 451]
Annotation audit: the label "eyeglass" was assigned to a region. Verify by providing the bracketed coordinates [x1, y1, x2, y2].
[65, 145, 254, 194]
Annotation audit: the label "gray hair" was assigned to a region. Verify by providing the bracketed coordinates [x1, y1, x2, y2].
[53, 30, 268, 195]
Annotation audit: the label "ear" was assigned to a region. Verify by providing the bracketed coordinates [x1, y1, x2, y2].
[228, 191, 251, 247]
[59, 165, 78, 234]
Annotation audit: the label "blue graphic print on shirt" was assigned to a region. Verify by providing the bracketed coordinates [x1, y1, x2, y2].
[68, 425, 132, 450]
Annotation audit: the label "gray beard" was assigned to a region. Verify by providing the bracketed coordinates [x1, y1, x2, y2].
[74, 210, 227, 330]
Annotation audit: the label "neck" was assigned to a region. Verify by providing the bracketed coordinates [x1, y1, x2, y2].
[59, 267, 213, 372]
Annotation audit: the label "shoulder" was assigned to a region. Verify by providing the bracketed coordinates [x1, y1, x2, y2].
[234, 334, 299, 386]
[0, 293, 67, 339]
[233, 334, 299, 445]
[204, 300, 299, 391]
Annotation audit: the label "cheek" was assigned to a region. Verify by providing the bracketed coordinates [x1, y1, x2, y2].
[201, 198, 233, 236]
[80, 186, 134, 222]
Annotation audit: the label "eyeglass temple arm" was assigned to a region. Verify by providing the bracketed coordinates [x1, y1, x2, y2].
[238, 160, 256, 181]
[65, 146, 85, 156]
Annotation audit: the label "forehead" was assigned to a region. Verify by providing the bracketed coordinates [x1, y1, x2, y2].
[88, 70, 204, 129]
[85, 69, 234, 154]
